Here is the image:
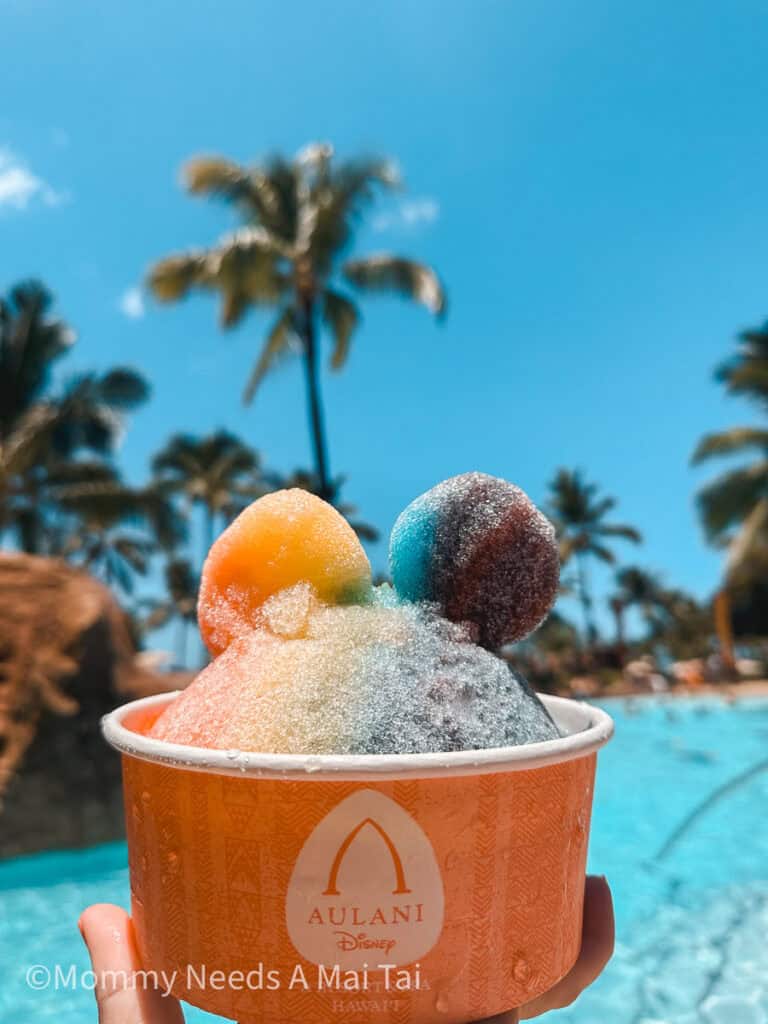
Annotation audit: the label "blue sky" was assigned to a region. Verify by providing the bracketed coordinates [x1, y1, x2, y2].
[3, 0, 768, 634]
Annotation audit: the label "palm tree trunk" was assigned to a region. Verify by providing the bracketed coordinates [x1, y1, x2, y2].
[714, 587, 735, 673]
[299, 295, 332, 501]
[175, 615, 186, 667]
[203, 505, 214, 567]
[610, 598, 625, 651]
[576, 551, 597, 646]
[199, 507, 215, 669]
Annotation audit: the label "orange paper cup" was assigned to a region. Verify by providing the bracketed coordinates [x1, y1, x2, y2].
[102, 693, 613, 1024]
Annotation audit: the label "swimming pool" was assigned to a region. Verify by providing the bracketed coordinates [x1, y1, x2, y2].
[1, 697, 766, 1023]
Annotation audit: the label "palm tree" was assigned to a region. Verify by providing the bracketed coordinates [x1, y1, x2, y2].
[0, 280, 152, 555]
[609, 566, 669, 648]
[56, 474, 182, 596]
[139, 557, 199, 665]
[692, 323, 768, 585]
[147, 143, 446, 500]
[547, 469, 642, 643]
[692, 324, 768, 661]
[151, 431, 266, 564]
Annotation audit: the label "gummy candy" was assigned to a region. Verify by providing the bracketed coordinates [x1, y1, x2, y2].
[389, 472, 559, 648]
[198, 489, 372, 656]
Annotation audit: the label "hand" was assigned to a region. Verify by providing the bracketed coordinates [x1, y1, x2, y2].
[477, 875, 615, 1022]
[79, 876, 613, 1024]
[78, 904, 183, 1024]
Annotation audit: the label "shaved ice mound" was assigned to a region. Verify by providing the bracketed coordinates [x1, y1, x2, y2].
[150, 586, 559, 754]
[150, 473, 563, 756]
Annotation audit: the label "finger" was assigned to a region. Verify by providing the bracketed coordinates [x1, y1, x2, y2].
[519, 875, 614, 1019]
[78, 904, 184, 1024]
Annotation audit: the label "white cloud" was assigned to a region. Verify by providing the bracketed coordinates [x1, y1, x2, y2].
[373, 197, 440, 233]
[119, 286, 145, 320]
[0, 148, 67, 211]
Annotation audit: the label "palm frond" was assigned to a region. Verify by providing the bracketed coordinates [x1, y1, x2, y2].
[589, 542, 617, 564]
[591, 495, 617, 519]
[54, 373, 136, 456]
[597, 523, 642, 543]
[697, 460, 768, 540]
[322, 290, 360, 369]
[0, 280, 75, 434]
[242, 308, 297, 404]
[0, 404, 60, 476]
[692, 427, 768, 463]
[258, 157, 301, 242]
[45, 459, 119, 488]
[164, 557, 199, 617]
[557, 534, 581, 564]
[147, 253, 211, 302]
[113, 534, 153, 574]
[211, 230, 290, 326]
[615, 565, 666, 604]
[306, 156, 400, 269]
[56, 481, 183, 549]
[150, 232, 288, 326]
[717, 326, 768, 406]
[220, 290, 249, 328]
[96, 367, 150, 409]
[184, 157, 262, 206]
[346, 519, 380, 543]
[343, 255, 446, 317]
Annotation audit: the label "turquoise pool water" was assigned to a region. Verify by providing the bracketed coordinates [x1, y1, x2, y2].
[1, 697, 767, 1023]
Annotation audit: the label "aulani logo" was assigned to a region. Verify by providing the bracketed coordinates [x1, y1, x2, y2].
[286, 791, 445, 970]
[322, 816, 412, 896]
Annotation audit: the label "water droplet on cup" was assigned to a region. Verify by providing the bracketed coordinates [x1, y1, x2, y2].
[512, 956, 531, 983]
[167, 851, 179, 870]
[140, 790, 151, 805]
[435, 990, 450, 1013]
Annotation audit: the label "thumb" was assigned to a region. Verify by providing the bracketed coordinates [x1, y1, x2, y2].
[78, 904, 184, 1024]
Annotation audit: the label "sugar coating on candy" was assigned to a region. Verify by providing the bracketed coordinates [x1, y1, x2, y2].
[389, 472, 559, 649]
[387, 492, 440, 602]
[198, 489, 371, 657]
[149, 591, 559, 754]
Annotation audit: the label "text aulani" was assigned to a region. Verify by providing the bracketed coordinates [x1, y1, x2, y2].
[307, 903, 425, 926]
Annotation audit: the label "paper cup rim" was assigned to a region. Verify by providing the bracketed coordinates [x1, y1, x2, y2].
[102, 692, 613, 780]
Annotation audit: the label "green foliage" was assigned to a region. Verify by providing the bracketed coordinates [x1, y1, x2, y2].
[693, 323, 768, 587]
[548, 468, 642, 563]
[547, 468, 642, 643]
[151, 430, 267, 542]
[609, 565, 710, 654]
[0, 280, 169, 596]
